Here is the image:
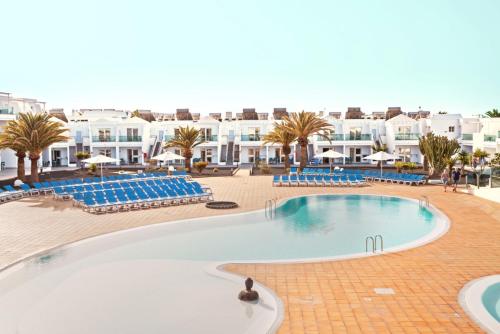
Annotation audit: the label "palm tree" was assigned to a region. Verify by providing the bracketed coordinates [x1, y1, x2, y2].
[164, 126, 204, 172]
[14, 112, 68, 182]
[0, 119, 27, 180]
[261, 123, 297, 170]
[457, 150, 471, 173]
[281, 111, 332, 170]
[472, 148, 490, 188]
[485, 108, 499, 118]
[418, 133, 460, 176]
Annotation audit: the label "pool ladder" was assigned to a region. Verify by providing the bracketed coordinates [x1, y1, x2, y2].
[265, 198, 277, 220]
[365, 235, 384, 253]
[419, 195, 429, 208]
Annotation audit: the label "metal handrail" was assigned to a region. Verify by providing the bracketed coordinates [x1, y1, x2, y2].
[419, 195, 429, 208]
[265, 198, 277, 219]
[375, 235, 384, 252]
[365, 236, 375, 253]
[366, 235, 384, 253]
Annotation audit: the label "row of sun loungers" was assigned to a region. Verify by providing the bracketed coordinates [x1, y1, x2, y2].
[0, 172, 194, 205]
[0, 185, 30, 203]
[273, 174, 368, 187]
[31, 172, 182, 195]
[289, 167, 426, 186]
[364, 172, 426, 185]
[69, 177, 213, 214]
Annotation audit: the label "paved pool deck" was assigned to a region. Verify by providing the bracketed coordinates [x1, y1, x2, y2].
[0, 174, 499, 333]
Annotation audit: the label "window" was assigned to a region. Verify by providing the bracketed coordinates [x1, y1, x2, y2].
[200, 128, 212, 141]
[99, 149, 112, 157]
[200, 149, 212, 163]
[248, 148, 260, 163]
[98, 129, 111, 141]
[275, 148, 285, 163]
[248, 128, 260, 141]
[127, 149, 139, 163]
[448, 126, 455, 133]
[398, 147, 411, 162]
[349, 147, 362, 163]
[173, 149, 183, 164]
[349, 128, 361, 140]
[126, 128, 139, 140]
[397, 126, 411, 134]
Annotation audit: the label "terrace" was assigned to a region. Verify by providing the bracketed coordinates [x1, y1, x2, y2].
[0, 172, 498, 333]
[395, 133, 420, 140]
[462, 133, 473, 140]
[484, 134, 497, 142]
[92, 136, 116, 142]
[118, 135, 142, 142]
[240, 134, 261, 141]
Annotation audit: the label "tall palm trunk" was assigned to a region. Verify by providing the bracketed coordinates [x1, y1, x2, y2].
[423, 155, 429, 173]
[299, 139, 308, 170]
[283, 146, 291, 170]
[16, 151, 26, 181]
[30, 154, 40, 183]
[184, 150, 192, 172]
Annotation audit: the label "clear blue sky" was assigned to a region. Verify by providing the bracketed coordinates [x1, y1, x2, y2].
[1, 0, 499, 116]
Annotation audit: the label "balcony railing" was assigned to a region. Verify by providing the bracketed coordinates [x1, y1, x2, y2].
[345, 134, 372, 141]
[92, 136, 116, 142]
[0, 108, 14, 115]
[164, 135, 175, 141]
[201, 135, 218, 142]
[395, 133, 420, 140]
[484, 134, 497, 142]
[317, 134, 344, 141]
[118, 135, 142, 142]
[462, 134, 473, 141]
[241, 134, 261, 141]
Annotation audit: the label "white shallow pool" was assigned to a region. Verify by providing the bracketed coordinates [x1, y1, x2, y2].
[0, 195, 449, 334]
[459, 275, 500, 334]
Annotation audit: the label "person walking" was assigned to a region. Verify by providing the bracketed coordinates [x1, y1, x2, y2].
[452, 168, 461, 192]
[441, 169, 449, 192]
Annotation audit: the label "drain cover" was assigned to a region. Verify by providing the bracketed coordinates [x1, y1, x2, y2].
[374, 288, 395, 295]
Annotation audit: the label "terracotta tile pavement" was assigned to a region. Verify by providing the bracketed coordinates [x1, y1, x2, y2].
[0, 174, 499, 333]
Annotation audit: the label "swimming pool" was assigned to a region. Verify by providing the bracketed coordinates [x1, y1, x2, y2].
[483, 283, 500, 322]
[0, 195, 449, 334]
[460, 275, 500, 334]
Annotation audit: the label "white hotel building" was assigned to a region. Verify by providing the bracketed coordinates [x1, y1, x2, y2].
[1, 93, 499, 170]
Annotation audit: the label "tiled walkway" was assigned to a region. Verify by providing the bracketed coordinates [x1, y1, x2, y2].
[0, 175, 499, 333]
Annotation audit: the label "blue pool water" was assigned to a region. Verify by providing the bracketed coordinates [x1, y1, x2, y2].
[483, 283, 500, 322]
[0, 195, 448, 334]
[80, 194, 442, 262]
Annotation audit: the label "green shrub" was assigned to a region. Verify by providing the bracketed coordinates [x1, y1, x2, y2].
[75, 151, 90, 160]
[395, 161, 417, 173]
[193, 161, 208, 173]
[88, 163, 97, 173]
[260, 163, 271, 174]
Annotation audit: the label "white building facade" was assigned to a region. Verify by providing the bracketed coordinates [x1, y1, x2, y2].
[0, 97, 499, 170]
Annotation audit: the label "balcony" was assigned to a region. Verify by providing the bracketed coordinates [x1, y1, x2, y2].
[462, 134, 473, 141]
[317, 134, 344, 141]
[345, 134, 372, 141]
[201, 135, 218, 142]
[395, 133, 420, 140]
[92, 136, 116, 142]
[163, 135, 177, 142]
[241, 134, 261, 141]
[0, 108, 14, 115]
[118, 135, 142, 142]
[484, 134, 497, 142]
